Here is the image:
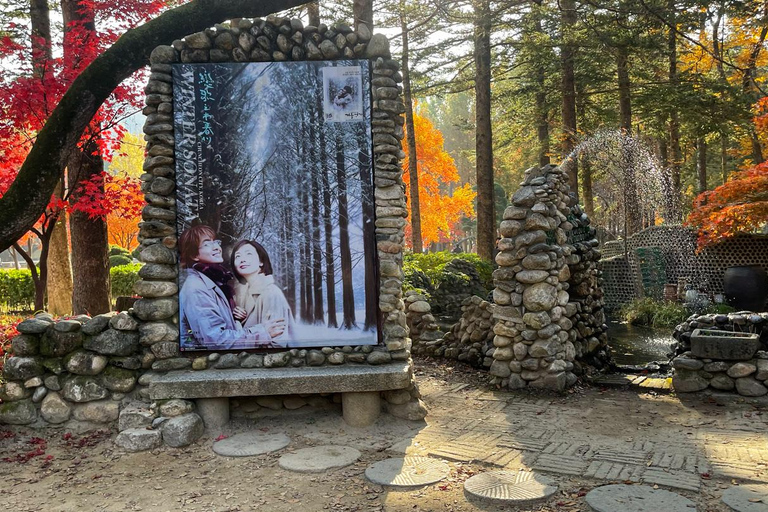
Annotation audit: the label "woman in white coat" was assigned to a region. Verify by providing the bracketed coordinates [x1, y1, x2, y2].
[231, 240, 296, 342]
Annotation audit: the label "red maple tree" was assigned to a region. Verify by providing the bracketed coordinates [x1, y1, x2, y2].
[0, 0, 164, 310]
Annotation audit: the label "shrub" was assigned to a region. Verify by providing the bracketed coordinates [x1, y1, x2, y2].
[110, 263, 142, 298]
[109, 254, 132, 268]
[404, 252, 493, 316]
[403, 251, 493, 291]
[620, 298, 690, 328]
[109, 245, 130, 257]
[0, 269, 35, 310]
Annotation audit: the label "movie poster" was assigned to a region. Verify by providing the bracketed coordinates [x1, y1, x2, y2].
[173, 60, 378, 351]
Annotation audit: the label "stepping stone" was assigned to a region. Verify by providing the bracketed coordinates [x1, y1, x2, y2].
[213, 432, 290, 457]
[722, 484, 768, 512]
[586, 484, 697, 512]
[278, 445, 361, 473]
[365, 457, 450, 487]
[464, 470, 557, 504]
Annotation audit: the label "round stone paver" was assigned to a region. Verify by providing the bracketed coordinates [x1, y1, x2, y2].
[464, 470, 558, 504]
[722, 484, 768, 512]
[365, 457, 450, 487]
[212, 432, 291, 457]
[585, 484, 697, 512]
[278, 445, 361, 473]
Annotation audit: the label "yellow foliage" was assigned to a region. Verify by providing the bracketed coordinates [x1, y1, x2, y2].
[109, 132, 145, 178]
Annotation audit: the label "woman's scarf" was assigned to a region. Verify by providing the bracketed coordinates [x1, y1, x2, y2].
[192, 262, 236, 308]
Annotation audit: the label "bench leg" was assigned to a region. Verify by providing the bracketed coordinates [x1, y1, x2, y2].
[196, 397, 229, 432]
[342, 391, 381, 427]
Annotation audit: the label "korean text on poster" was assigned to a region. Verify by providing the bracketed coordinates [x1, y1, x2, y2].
[322, 66, 364, 123]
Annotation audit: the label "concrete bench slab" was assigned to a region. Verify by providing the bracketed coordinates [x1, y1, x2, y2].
[148, 361, 413, 400]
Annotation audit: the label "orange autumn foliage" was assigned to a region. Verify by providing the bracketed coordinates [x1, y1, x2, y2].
[104, 173, 142, 251]
[687, 160, 768, 250]
[402, 110, 476, 247]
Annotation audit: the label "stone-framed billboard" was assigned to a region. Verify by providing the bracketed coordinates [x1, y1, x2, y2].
[135, 17, 414, 371]
[173, 60, 379, 351]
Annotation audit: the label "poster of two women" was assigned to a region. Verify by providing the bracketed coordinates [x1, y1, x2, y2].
[173, 60, 379, 351]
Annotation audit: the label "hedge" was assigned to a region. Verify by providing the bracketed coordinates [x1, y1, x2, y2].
[0, 263, 144, 311]
[0, 269, 35, 310]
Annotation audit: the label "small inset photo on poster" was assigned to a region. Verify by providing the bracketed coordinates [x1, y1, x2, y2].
[323, 66, 364, 122]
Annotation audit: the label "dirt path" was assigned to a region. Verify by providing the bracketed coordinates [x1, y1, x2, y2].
[2, 357, 766, 511]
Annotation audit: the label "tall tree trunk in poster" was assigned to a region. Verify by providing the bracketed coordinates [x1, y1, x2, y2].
[299, 114, 312, 323]
[356, 123, 376, 331]
[335, 132, 356, 329]
[319, 110, 338, 328]
[310, 104, 325, 324]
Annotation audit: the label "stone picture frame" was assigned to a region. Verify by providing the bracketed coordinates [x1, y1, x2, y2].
[135, 17, 411, 373]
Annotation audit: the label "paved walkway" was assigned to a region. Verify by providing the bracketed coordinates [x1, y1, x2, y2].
[1, 357, 767, 511]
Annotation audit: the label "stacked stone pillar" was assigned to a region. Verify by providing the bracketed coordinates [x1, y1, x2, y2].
[491, 165, 580, 391]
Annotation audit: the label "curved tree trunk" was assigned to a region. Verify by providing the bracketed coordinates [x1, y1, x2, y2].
[0, 0, 311, 253]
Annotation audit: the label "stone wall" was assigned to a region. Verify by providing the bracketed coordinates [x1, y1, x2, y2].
[600, 227, 768, 310]
[0, 313, 141, 426]
[670, 311, 768, 396]
[411, 295, 494, 368]
[490, 165, 607, 391]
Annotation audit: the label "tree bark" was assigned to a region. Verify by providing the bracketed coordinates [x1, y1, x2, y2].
[30, 0, 51, 77]
[307, 1, 320, 26]
[67, 146, 110, 315]
[532, 0, 549, 167]
[560, 0, 578, 199]
[32, 0, 72, 314]
[353, 0, 373, 32]
[400, 8, 422, 253]
[668, 1, 682, 216]
[335, 134, 356, 329]
[617, 45, 641, 235]
[0, 0, 312, 253]
[357, 125, 377, 331]
[697, 136, 707, 193]
[310, 110, 324, 324]
[474, 0, 495, 263]
[581, 155, 594, 218]
[62, 0, 110, 315]
[47, 182, 73, 315]
[721, 135, 728, 184]
[319, 117, 337, 328]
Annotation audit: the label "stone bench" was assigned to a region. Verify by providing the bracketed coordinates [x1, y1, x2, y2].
[148, 361, 413, 429]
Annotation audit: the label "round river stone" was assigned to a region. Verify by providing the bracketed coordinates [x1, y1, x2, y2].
[213, 432, 290, 457]
[464, 470, 557, 504]
[278, 445, 361, 473]
[722, 484, 768, 512]
[365, 457, 449, 487]
[585, 484, 697, 512]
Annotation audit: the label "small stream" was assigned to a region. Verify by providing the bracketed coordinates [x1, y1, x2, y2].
[606, 321, 675, 366]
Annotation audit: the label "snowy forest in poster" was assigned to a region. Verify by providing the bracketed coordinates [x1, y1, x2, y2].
[173, 60, 378, 349]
